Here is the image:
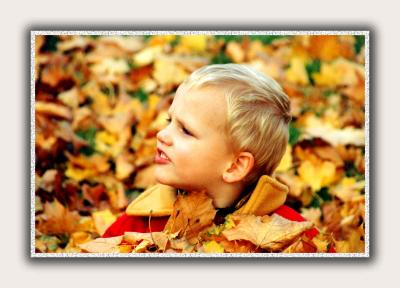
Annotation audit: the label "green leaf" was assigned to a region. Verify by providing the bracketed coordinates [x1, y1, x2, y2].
[248, 35, 289, 44]
[344, 161, 365, 181]
[308, 187, 331, 208]
[317, 187, 331, 202]
[76, 127, 97, 155]
[322, 89, 335, 98]
[41, 35, 59, 52]
[125, 189, 144, 201]
[214, 35, 243, 43]
[289, 123, 301, 145]
[305, 59, 321, 85]
[354, 35, 365, 54]
[211, 51, 232, 64]
[128, 88, 148, 103]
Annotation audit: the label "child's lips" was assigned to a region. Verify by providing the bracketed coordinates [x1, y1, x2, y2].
[155, 147, 171, 164]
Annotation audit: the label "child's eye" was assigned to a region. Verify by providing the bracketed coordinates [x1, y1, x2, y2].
[165, 116, 172, 123]
[182, 126, 192, 136]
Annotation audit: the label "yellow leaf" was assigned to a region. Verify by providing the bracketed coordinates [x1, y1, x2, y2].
[285, 57, 309, 86]
[331, 177, 365, 202]
[92, 209, 117, 236]
[81, 81, 112, 115]
[312, 58, 364, 88]
[179, 35, 208, 52]
[133, 45, 163, 67]
[95, 130, 123, 157]
[115, 153, 135, 180]
[275, 145, 293, 172]
[153, 58, 188, 86]
[298, 160, 336, 192]
[203, 240, 225, 253]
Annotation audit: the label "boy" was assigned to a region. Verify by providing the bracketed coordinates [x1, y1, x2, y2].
[103, 64, 326, 252]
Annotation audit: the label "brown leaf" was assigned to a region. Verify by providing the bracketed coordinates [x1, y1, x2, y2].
[164, 190, 217, 244]
[222, 214, 313, 252]
[37, 200, 80, 235]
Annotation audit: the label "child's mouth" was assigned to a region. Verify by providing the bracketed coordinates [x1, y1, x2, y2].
[155, 148, 171, 164]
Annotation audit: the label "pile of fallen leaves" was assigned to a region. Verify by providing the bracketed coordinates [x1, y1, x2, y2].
[34, 34, 366, 253]
[79, 191, 333, 253]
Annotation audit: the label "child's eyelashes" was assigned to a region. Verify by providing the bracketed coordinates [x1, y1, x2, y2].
[181, 126, 192, 136]
[165, 116, 193, 137]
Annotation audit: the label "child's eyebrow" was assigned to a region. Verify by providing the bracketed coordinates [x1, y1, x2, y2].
[168, 110, 197, 135]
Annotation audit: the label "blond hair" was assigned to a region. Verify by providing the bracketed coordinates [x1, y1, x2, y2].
[180, 64, 291, 184]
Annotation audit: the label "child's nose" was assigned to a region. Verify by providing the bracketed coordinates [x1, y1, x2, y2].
[156, 126, 172, 146]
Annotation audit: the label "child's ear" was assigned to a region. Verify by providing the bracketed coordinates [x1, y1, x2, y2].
[222, 152, 255, 183]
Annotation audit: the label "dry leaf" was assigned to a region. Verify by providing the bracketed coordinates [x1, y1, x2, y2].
[37, 200, 80, 234]
[92, 209, 117, 235]
[222, 214, 313, 251]
[298, 160, 336, 192]
[164, 190, 217, 244]
[36, 101, 72, 120]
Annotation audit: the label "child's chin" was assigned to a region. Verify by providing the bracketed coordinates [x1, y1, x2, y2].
[154, 172, 172, 186]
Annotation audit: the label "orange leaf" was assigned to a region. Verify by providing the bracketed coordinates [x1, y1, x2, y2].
[164, 190, 216, 244]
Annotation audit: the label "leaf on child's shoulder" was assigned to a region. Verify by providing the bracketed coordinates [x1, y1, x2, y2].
[222, 213, 313, 252]
[163, 190, 216, 244]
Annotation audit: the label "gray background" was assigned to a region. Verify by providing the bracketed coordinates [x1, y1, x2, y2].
[0, 0, 396, 287]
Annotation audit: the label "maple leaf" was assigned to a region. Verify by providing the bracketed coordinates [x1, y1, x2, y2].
[298, 159, 337, 192]
[36, 200, 80, 235]
[163, 190, 217, 244]
[222, 214, 313, 252]
[285, 57, 310, 86]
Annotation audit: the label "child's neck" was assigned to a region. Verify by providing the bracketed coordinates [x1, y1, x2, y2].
[203, 181, 245, 209]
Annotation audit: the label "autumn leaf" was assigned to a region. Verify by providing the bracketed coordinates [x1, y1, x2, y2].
[124, 231, 169, 252]
[92, 209, 117, 235]
[202, 240, 225, 253]
[36, 200, 80, 235]
[164, 190, 217, 244]
[298, 159, 337, 192]
[222, 214, 313, 252]
[283, 236, 317, 253]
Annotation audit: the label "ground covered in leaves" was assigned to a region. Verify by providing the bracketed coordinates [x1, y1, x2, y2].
[34, 34, 366, 253]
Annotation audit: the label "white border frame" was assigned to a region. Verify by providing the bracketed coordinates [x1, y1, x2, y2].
[31, 30, 369, 258]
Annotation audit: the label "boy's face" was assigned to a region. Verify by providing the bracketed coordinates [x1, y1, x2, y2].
[155, 86, 234, 192]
